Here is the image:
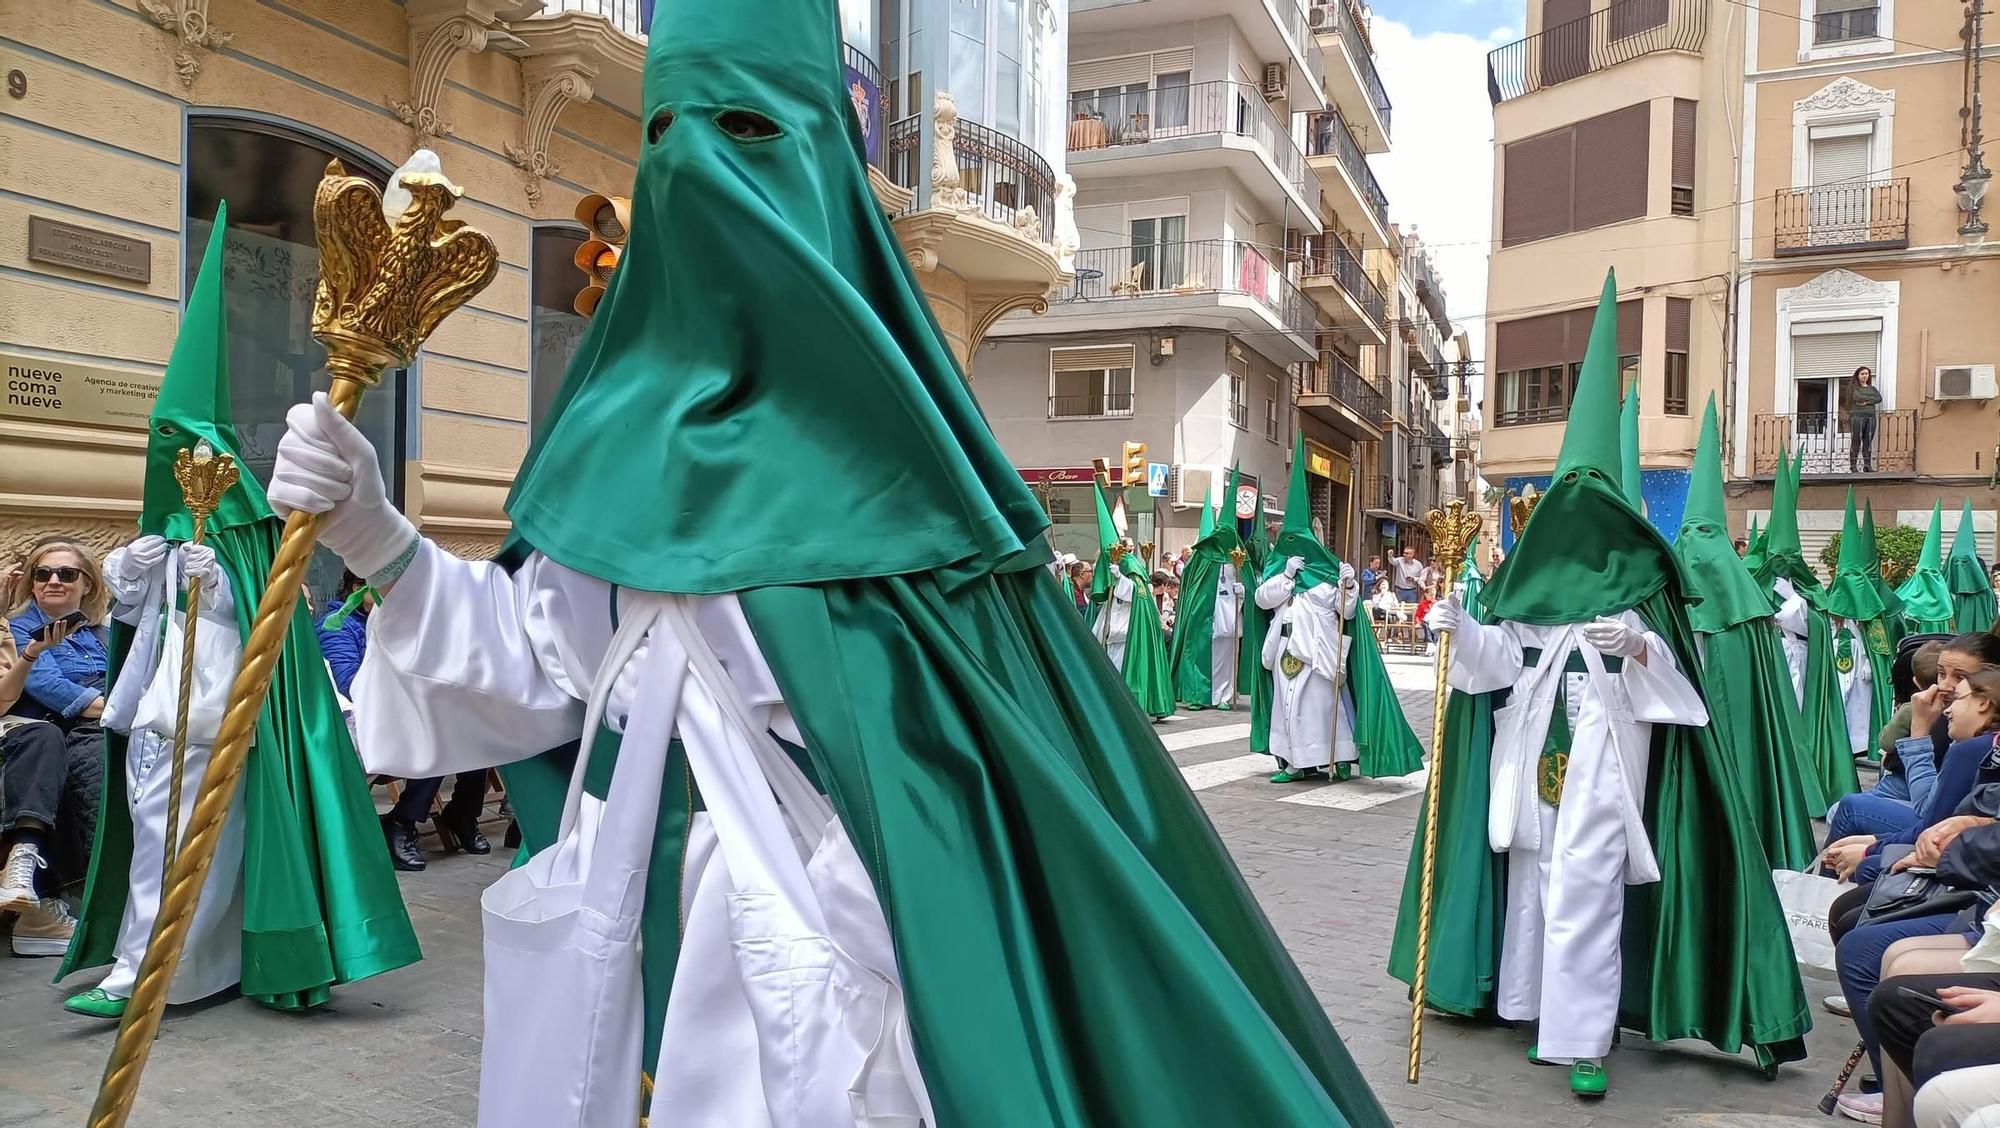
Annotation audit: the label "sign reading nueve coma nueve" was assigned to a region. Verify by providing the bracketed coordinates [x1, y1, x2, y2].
[1, 352, 162, 430]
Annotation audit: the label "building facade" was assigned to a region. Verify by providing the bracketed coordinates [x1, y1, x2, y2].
[1, 0, 1068, 579]
[978, 0, 1450, 566]
[1476, 0, 1999, 559]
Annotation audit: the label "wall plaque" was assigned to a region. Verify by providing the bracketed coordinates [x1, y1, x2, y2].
[1, 352, 162, 430]
[26, 215, 153, 284]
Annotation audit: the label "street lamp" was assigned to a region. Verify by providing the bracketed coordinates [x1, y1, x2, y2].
[1960, 152, 1992, 241]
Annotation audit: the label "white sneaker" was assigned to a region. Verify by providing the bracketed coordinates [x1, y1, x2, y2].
[1825, 994, 1853, 1017]
[10, 896, 76, 957]
[0, 842, 42, 915]
[1835, 1091, 1884, 1124]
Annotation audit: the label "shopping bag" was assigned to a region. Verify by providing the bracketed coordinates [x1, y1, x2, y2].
[1773, 867, 1850, 972]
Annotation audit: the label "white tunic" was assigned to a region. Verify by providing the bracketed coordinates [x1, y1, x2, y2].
[1447, 611, 1707, 1063]
[1093, 570, 1135, 668]
[1831, 617, 1875, 756]
[351, 542, 932, 1128]
[99, 546, 248, 1004]
[1772, 579, 1810, 709]
[1208, 563, 1244, 707]
[1256, 571, 1358, 771]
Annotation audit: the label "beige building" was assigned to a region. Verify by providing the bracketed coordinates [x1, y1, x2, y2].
[1477, 0, 1999, 558]
[0, 0, 1065, 586]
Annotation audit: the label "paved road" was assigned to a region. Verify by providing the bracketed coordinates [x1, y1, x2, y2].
[1, 651, 1854, 1126]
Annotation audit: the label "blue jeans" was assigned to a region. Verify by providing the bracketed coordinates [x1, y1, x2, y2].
[1829, 792, 1921, 843]
[1837, 911, 1963, 1076]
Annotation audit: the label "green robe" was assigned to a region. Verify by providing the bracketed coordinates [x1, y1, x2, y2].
[1095, 553, 1173, 719]
[1898, 505, 1956, 634]
[1949, 500, 1996, 633]
[1169, 523, 1242, 709]
[1242, 518, 1275, 752]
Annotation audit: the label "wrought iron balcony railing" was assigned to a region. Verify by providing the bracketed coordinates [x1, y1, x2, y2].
[1309, 0, 1393, 134]
[1305, 110, 1389, 230]
[535, 0, 647, 37]
[1774, 178, 1910, 256]
[885, 110, 1058, 234]
[1067, 80, 1318, 204]
[1300, 236, 1387, 330]
[1749, 409, 1917, 477]
[1486, 0, 1705, 104]
[1060, 239, 1315, 340]
[1298, 350, 1386, 424]
[1049, 392, 1135, 420]
[843, 44, 885, 170]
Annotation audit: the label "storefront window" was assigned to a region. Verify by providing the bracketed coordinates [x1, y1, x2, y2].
[186, 119, 404, 601]
[531, 226, 589, 433]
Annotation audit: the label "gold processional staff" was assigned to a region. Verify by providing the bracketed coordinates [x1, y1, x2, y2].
[89, 156, 499, 1128]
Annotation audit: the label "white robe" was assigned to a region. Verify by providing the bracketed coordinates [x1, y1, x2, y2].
[98, 546, 248, 1004]
[1772, 578, 1810, 709]
[1447, 611, 1707, 1063]
[351, 542, 932, 1128]
[1831, 617, 1875, 756]
[1093, 571, 1135, 669]
[1256, 571, 1358, 771]
[1208, 564, 1244, 707]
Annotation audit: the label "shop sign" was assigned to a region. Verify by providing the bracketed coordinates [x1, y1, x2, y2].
[1020, 465, 1122, 485]
[1303, 440, 1351, 485]
[1, 352, 161, 430]
[1235, 484, 1259, 519]
[26, 216, 152, 284]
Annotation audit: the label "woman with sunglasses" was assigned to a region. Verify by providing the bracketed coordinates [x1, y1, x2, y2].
[6, 542, 109, 728]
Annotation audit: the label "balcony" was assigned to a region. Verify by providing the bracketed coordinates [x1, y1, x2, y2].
[1309, 0, 1392, 152]
[1485, 0, 1706, 105]
[1305, 110, 1389, 246]
[1073, 0, 1329, 110]
[1363, 473, 1401, 516]
[1067, 82, 1323, 233]
[999, 238, 1315, 365]
[1749, 410, 1917, 478]
[1296, 351, 1385, 441]
[1774, 179, 1910, 256]
[1300, 236, 1388, 343]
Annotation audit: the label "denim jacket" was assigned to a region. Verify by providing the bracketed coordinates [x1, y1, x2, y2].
[7, 604, 109, 721]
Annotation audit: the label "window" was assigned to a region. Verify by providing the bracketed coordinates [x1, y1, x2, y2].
[1071, 50, 1195, 144]
[531, 226, 589, 433]
[1155, 70, 1191, 131]
[1501, 103, 1650, 245]
[1814, 0, 1880, 44]
[1790, 320, 1880, 440]
[1672, 99, 1697, 215]
[1663, 296, 1691, 415]
[1050, 344, 1136, 418]
[1265, 376, 1280, 440]
[1610, 0, 1669, 40]
[1129, 215, 1188, 288]
[1492, 299, 1642, 425]
[1228, 349, 1250, 430]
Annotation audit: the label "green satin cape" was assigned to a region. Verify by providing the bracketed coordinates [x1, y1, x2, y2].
[1247, 577, 1423, 779]
[1118, 580, 1175, 720]
[1169, 523, 1241, 709]
[1693, 625, 1822, 870]
[1798, 606, 1860, 809]
[59, 523, 422, 1003]
[1949, 502, 1996, 632]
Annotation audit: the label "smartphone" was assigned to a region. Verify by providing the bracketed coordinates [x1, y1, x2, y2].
[1897, 985, 1968, 1015]
[28, 609, 87, 642]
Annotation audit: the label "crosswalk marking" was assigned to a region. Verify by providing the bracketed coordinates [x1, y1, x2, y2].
[1158, 722, 1252, 751]
[1178, 754, 1275, 791]
[1275, 769, 1429, 811]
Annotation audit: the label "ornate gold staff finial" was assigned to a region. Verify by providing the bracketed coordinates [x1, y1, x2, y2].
[1406, 499, 1484, 1086]
[1507, 484, 1541, 536]
[1227, 547, 1248, 569]
[1140, 541, 1156, 568]
[91, 156, 499, 1128]
[160, 440, 238, 883]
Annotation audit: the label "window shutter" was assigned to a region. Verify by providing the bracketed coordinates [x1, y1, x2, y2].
[1502, 128, 1575, 246]
[1810, 133, 1871, 186]
[1572, 103, 1651, 230]
[1149, 47, 1195, 75]
[1071, 55, 1153, 90]
[1615, 299, 1643, 358]
[1666, 297, 1691, 352]
[1052, 344, 1136, 371]
[1496, 310, 1568, 371]
[1818, 0, 1874, 13]
[1672, 99, 1697, 189]
[1790, 331, 1878, 378]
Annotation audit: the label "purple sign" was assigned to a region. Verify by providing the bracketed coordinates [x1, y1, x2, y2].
[842, 63, 882, 164]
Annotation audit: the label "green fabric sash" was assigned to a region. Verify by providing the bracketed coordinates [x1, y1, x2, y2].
[59, 524, 422, 1003]
[1169, 525, 1241, 709]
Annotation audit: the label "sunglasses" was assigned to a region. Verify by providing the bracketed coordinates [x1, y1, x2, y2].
[32, 566, 83, 583]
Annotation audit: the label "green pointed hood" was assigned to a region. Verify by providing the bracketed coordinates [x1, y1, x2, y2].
[1198, 476, 1218, 540]
[1619, 380, 1643, 511]
[1483, 270, 1685, 624]
[1755, 447, 1821, 595]
[1675, 394, 1776, 632]
[1262, 434, 1341, 587]
[501, 0, 1045, 593]
[1822, 489, 1887, 620]
[1949, 498, 1993, 595]
[1863, 503, 1904, 615]
[1897, 501, 1955, 628]
[141, 201, 274, 541]
[1743, 514, 1768, 575]
[1091, 480, 1139, 596]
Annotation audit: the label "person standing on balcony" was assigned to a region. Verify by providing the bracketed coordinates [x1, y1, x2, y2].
[1849, 365, 1883, 474]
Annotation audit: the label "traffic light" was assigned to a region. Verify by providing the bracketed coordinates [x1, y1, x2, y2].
[1122, 441, 1148, 486]
[572, 193, 631, 317]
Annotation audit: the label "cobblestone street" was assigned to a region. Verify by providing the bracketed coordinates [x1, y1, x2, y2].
[0, 652, 1855, 1126]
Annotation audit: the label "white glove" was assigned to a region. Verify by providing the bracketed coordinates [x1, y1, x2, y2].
[114, 534, 170, 581]
[178, 542, 220, 585]
[268, 392, 417, 578]
[1339, 562, 1358, 594]
[1582, 616, 1647, 659]
[1424, 594, 1462, 636]
[1284, 556, 1306, 579]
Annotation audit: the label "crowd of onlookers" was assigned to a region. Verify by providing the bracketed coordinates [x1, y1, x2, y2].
[1819, 629, 2000, 1126]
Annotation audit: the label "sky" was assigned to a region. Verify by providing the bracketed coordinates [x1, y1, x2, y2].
[1363, 1, 1520, 373]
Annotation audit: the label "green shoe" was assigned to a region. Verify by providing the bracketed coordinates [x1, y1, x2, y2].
[1333, 762, 1354, 782]
[1569, 1059, 1607, 1099]
[63, 988, 126, 1020]
[1527, 1045, 1556, 1066]
[1269, 767, 1327, 784]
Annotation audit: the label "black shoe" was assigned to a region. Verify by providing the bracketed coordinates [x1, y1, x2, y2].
[381, 815, 426, 871]
[504, 820, 522, 850]
[439, 808, 491, 856]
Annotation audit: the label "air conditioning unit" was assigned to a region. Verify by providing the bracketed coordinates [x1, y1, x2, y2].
[1935, 364, 1998, 401]
[1262, 63, 1287, 101]
[1308, 5, 1331, 30]
[1174, 464, 1219, 509]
